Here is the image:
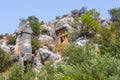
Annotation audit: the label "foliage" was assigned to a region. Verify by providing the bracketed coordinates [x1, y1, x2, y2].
[0, 74, 6, 80]
[95, 26, 120, 57]
[69, 9, 101, 41]
[8, 62, 24, 80]
[108, 8, 120, 19]
[7, 36, 16, 45]
[1, 43, 120, 80]
[8, 62, 36, 80]
[86, 9, 100, 19]
[60, 44, 120, 80]
[63, 43, 94, 64]
[81, 9, 101, 34]
[28, 16, 43, 36]
[1, 8, 120, 80]
[31, 36, 40, 54]
[0, 48, 12, 72]
[33, 44, 120, 80]
[108, 8, 120, 30]
[0, 35, 3, 39]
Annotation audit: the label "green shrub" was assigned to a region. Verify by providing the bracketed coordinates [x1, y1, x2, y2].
[0, 48, 12, 72]
[28, 16, 44, 36]
[4, 43, 120, 80]
[7, 36, 16, 45]
[8, 62, 37, 80]
[61, 43, 120, 80]
[98, 27, 120, 58]
[8, 62, 24, 80]
[31, 36, 40, 54]
[0, 74, 6, 80]
[0, 35, 3, 39]
[63, 43, 95, 65]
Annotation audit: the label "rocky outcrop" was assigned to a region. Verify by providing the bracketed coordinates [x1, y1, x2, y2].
[38, 34, 54, 44]
[71, 7, 87, 17]
[1, 9, 116, 73]
[33, 46, 61, 72]
[101, 19, 112, 28]
[14, 20, 33, 61]
[55, 16, 73, 31]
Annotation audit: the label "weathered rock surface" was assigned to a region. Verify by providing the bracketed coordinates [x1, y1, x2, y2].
[38, 34, 54, 43]
[55, 16, 73, 31]
[0, 39, 10, 53]
[75, 37, 89, 46]
[101, 19, 112, 28]
[33, 47, 61, 72]
[14, 20, 33, 61]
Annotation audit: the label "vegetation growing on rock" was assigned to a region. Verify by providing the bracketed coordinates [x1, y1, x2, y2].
[0, 7, 120, 80]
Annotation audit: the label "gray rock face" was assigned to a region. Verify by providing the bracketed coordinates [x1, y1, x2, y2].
[33, 47, 61, 72]
[38, 34, 53, 43]
[33, 56, 43, 73]
[0, 39, 10, 53]
[75, 37, 89, 46]
[46, 26, 55, 37]
[15, 20, 33, 34]
[71, 7, 87, 17]
[8, 45, 15, 54]
[14, 20, 33, 61]
[71, 9, 79, 17]
[101, 19, 112, 28]
[79, 7, 87, 16]
[38, 48, 61, 65]
[55, 16, 73, 31]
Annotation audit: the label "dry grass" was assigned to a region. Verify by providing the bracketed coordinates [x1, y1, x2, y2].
[55, 41, 68, 54]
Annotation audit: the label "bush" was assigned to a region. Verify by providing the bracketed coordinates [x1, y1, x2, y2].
[61, 43, 120, 80]
[1, 43, 120, 80]
[63, 43, 94, 64]
[28, 16, 44, 36]
[7, 36, 16, 45]
[0, 48, 12, 72]
[0, 74, 6, 80]
[8, 62, 24, 80]
[8, 62, 36, 80]
[31, 36, 40, 54]
[0, 35, 3, 39]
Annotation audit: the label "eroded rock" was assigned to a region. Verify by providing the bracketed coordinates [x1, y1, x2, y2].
[0, 39, 10, 53]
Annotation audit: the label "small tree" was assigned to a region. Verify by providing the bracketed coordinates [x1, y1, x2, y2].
[28, 16, 41, 36]
[108, 8, 120, 19]
[80, 9, 101, 37]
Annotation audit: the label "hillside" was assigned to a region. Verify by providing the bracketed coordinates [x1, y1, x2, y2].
[0, 7, 120, 80]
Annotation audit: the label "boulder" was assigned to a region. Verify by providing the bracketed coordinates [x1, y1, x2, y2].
[101, 19, 112, 28]
[75, 37, 89, 46]
[38, 34, 53, 43]
[46, 26, 55, 36]
[55, 17, 73, 31]
[0, 39, 10, 53]
[71, 9, 79, 17]
[33, 47, 61, 72]
[38, 47, 61, 66]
